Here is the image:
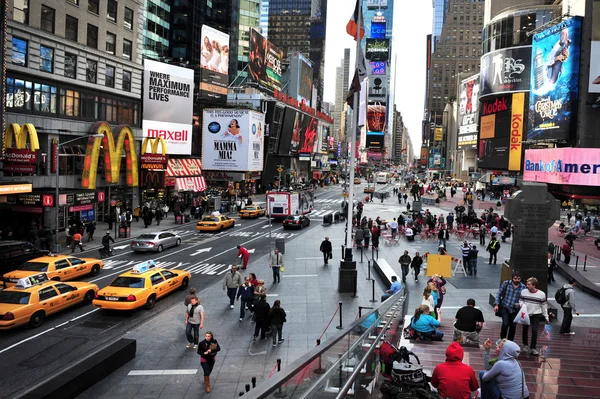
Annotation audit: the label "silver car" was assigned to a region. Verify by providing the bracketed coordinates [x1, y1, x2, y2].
[131, 232, 182, 253]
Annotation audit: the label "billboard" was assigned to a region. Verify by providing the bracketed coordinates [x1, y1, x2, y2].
[370, 21, 386, 39]
[523, 148, 600, 186]
[199, 25, 229, 101]
[365, 39, 390, 62]
[458, 74, 479, 149]
[589, 1, 600, 93]
[248, 28, 283, 92]
[368, 76, 387, 99]
[420, 147, 428, 166]
[528, 17, 582, 141]
[366, 134, 384, 149]
[298, 115, 318, 154]
[298, 57, 314, 105]
[367, 0, 388, 7]
[480, 46, 531, 98]
[142, 60, 194, 155]
[370, 61, 386, 75]
[202, 109, 265, 171]
[278, 108, 297, 155]
[366, 102, 386, 134]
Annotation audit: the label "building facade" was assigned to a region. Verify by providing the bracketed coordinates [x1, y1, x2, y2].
[333, 48, 350, 141]
[142, 0, 170, 60]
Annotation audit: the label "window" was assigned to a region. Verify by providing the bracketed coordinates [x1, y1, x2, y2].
[38, 287, 58, 301]
[87, 24, 98, 48]
[60, 88, 80, 116]
[55, 283, 76, 294]
[124, 7, 133, 30]
[81, 93, 99, 118]
[33, 83, 57, 113]
[65, 15, 78, 41]
[54, 260, 70, 269]
[105, 65, 115, 87]
[39, 46, 54, 73]
[150, 272, 165, 285]
[40, 6, 55, 33]
[11, 37, 27, 66]
[161, 270, 175, 279]
[6, 78, 32, 109]
[14, 0, 29, 24]
[86, 59, 97, 83]
[122, 70, 131, 91]
[68, 258, 85, 265]
[67, 0, 79, 5]
[122, 39, 132, 60]
[64, 53, 77, 78]
[88, 0, 99, 14]
[106, 32, 116, 54]
[107, 0, 117, 22]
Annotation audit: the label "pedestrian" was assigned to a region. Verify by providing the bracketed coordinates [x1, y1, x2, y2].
[371, 225, 380, 250]
[269, 300, 287, 347]
[493, 271, 526, 341]
[236, 245, 250, 270]
[319, 237, 333, 265]
[567, 211, 572, 224]
[486, 237, 500, 265]
[519, 277, 549, 356]
[469, 244, 479, 276]
[253, 295, 271, 341]
[86, 222, 96, 242]
[362, 226, 370, 248]
[558, 278, 579, 335]
[237, 276, 255, 321]
[155, 207, 163, 225]
[133, 206, 141, 222]
[411, 252, 423, 281]
[479, 226, 487, 246]
[185, 296, 204, 349]
[548, 253, 556, 283]
[431, 342, 479, 399]
[184, 287, 197, 306]
[427, 274, 447, 309]
[403, 193, 408, 203]
[197, 331, 221, 393]
[479, 341, 529, 399]
[390, 218, 398, 239]
[269, 248, 284, 284]
[71, 231, 84, 253]
[222, 265, 242, 309]
[438, 226, 449, 248]
[398, 250, 411, 283]
[561, 241, 572, 264]
[461, 241, 472, 270]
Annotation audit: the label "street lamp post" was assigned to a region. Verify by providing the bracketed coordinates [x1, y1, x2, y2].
[54, 134, 104, 252]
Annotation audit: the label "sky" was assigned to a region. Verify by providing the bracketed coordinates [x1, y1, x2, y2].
[323, 0, 433, 154]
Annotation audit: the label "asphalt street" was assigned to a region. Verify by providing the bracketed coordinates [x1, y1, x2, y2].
[0, 187, 349, 399]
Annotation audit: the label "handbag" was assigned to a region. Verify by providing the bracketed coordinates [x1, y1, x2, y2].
[495, 282, 509, 317]
[513, 304, 531, 325]
[328, 252, 333, 259]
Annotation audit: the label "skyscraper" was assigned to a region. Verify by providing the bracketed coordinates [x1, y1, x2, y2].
[432, 0, 450, 50]
[143, 0, 171, 60]
[334, 49, 351, 141]
[230, 0, 261, 86]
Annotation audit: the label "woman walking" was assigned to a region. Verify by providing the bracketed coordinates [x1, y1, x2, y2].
[197, 331, 221, 392]
[269, 300, 287, 347]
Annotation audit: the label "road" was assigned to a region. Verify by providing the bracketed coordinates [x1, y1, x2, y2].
[0, 187, 352, 399]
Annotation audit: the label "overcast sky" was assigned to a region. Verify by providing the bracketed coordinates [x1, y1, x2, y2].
[323, 0, 433, 153]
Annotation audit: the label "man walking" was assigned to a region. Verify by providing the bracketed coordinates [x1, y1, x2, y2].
[236, 245, 250, 270]
[438, 225, 449, 248]
[468, 244, 479, 276]
[558, 278, 579, 335]
[237, 276, 255, 321]
[411, 252, 423, 282]
[486, 237, 500, 265]
[493, 271, 526, 341]
[461, 241, 472, 270]
[390, 218, 398, 239]
[269, 248, 284, 283]
[319, 237, 333, 265]
[223, 265, 242, 309]
[71, 231, 84, 253]
[185, 296, 204, 349]
[398, 250, 411, 283]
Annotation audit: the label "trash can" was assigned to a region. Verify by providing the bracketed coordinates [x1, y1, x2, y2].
[275, 238, 285, 254]
[323, 213, 333, 225]
[175, 215, 184, 224]
[118, 226, 130, 238]
[338, 268, 357, 293]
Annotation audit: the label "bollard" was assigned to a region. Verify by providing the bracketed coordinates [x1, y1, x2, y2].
[376, 247, 379, 260]
[360, 246, 363, 263]
[314, 339, 326, 374]
[351, 271, 359, 298]
[246, 384, 251, 392]
[366, 260, 373, 280]
[336, 301, 344, 329]
[252, 377, 257, 389]
[575, 255, 579, 271]
[370, 279, 378, 303]
[273, 358, 287, 398]
[341, 244, 345, 259]
[584, 255, 587, 272]
[371, 245, 374, 260]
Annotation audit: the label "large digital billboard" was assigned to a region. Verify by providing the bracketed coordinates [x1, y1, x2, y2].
[199, 25, 229, 101]
[458, 74, 479, 149]
[298, 115, 318, 154]
[528, 17, 582, 141]
[202, 109, 265, 171]
[370, 21, 386, 39]
[142, 60, 194, 155]
[523, 148, 600, 186]
[366, 102, 386, 134]
[278, 108, 297, 155]
[589, 1, 600, 93]
[298, 58, 313, 105]
[248, 28, 283, 92]
[365, 39, 390, 62]
[480, 46, 531, 98]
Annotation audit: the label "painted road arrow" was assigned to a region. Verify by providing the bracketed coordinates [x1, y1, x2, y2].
[190, 247, 212, 256]
[113, 245, 130, 250]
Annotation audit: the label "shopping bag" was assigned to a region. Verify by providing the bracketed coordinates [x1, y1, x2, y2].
[513, 304, 530, 325]
[280, 266, 285, 273]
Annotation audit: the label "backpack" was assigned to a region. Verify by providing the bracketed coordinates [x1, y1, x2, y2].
[555, 286, 571, 305]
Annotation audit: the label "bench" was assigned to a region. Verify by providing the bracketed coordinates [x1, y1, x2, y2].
[373, 258, 398, 287]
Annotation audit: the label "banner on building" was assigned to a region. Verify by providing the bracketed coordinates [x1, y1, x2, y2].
[480, 46, 531, 98]
[528, 17, 583, 141]
[508, 93, 525, 171]
[248, 28, 283, 92]
[365, 39, 390, 62]
[458, 74, 479, 149]
[199, 25, 230, 101]
[523, 148, 600, 186]
[142, 59, 194, 155]
[202, 109, 265, 171]
[420, 147, 428, 166]
[367, 102, 386, 134]
[434, 128, 443, 141]
[478, 95, 513, 170]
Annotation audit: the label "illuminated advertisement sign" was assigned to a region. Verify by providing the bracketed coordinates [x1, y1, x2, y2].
[365, 39, 390, 62]
[3, 123, 39, 175]
[420, 147, 428, 166]
[248, 28, 283, 92]
[366, 102, 386, 134]
[199, 25, 230, 101]
[370, 61, 386, 75]
[370, 21, 386, 39]
[367, 0, 388, 7]
[589, 1, 600, 93]
[366, 134, 384, 149]
[298, 57, 313, 105]
[458, 74, 479, 149]
[523, 148, 600, 186]
[528, 17, 582, 141]
[480, 46, 531, 98]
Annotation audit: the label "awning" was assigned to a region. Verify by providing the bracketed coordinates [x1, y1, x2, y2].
[167, 159, 202, 177]
[175, 177, 207, 192]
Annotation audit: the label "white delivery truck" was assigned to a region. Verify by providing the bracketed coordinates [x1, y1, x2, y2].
[266, 190, 314, 220]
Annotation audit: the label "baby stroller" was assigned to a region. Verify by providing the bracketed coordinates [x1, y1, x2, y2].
[380, 342, 432, 398]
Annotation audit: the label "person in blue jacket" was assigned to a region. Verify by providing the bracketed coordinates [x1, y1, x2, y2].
[411, 304, 444, 340]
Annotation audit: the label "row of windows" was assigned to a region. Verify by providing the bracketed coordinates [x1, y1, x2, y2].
[6, 76, 140, 126]
[11, 37, 132, 91]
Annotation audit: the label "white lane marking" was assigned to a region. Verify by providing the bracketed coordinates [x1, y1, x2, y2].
[281, 274, 319, 278]
[262, 225, 270, 229]
[190, 247, 212, 256]
[573, 314, 600, 318]
[266, 294, 279, 297]
[113, 245, 130, 250]
[295, 257, 322, 260]
[127, 369, 198, 376]
[0, 308, 100, 354]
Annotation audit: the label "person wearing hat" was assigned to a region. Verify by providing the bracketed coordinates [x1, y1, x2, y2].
[438, 245, 447, 255]
[493, 271, 526, 341]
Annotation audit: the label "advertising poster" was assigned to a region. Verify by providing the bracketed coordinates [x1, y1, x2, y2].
[420, 147, 428, 166]
[366, 134, 384, 149]
[508, 93, 525, 171]
[248, 28, 283, 92]
[458, 74, 479, 149]
[480, 46, 531, 98]
[142, 60, 194, 155]
[528, 17, 582, 141]
[367, 102, 386, 133]
[478, 95, 513, 170]
[290, 112, 304, 154]
[434, 128, 443, 141]
[523, 148, 600, 186]
[589, 0, 600, 93]
[202, 109, 265, 171]
[199, 25, 230, 101]
[278, 108, 297, 155]
[370, 21, 386, 39]
[320, 125, 330, 154]
[365, 39, 390, 62]
[367, 0, 388, 8]
[298, 58, 313, 105]
[298, 115, 318, 154]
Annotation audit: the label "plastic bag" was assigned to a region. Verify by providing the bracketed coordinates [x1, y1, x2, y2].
[280, 266, 284, 273]
[513, 304, 530, 325]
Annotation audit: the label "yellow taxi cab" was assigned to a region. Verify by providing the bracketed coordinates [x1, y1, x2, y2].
[0, 273, 99, 329]
[92, 260, 191, 311]
[364, 186, 375, 193]
[238, 205, 266, 218]
[2, 255, 104, 287]
[196, 213, 235, 232]
[354, 178, 361, 184]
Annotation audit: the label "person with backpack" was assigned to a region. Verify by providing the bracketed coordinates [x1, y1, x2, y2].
[486, 238, 500, 265]
[558, 278, 579, 335]
[493, 271, 526, 341]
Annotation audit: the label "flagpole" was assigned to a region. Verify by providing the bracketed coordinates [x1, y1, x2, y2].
[344, 1, 362, 256]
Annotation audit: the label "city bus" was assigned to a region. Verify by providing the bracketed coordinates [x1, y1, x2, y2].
[376, 172, 388, 184]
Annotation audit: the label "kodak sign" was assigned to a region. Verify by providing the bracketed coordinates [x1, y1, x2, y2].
[508, 93, 525, 171]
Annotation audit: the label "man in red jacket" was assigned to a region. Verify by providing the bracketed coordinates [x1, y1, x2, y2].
[431, 342, 478, 399]
[236, 245, 250, 269]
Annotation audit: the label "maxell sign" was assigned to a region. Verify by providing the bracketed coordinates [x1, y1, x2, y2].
[142, 59, 194, 155]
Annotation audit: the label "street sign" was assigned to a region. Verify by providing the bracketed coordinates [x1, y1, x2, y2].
[342, 191, 349, 198]
[462, 187, 467, 193]
[277, 167, 283, 173]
